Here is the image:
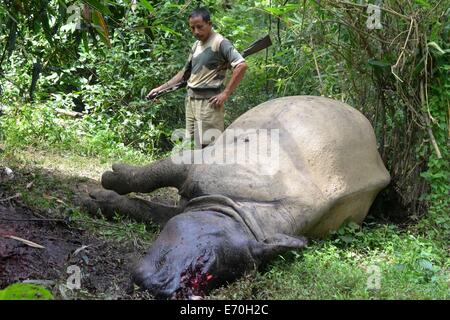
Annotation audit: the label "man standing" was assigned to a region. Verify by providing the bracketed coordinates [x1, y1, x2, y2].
[147, 7, 247, 148]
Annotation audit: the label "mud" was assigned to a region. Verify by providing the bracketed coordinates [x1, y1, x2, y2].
[0, 200, 146, 299]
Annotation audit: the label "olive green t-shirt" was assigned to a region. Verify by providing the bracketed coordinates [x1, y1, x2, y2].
[183, 30, 245, 98]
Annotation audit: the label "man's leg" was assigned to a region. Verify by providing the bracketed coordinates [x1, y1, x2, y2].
[200, 99, 225, 147]
[185, 96, 196, 149]
[186, 96, 207, 149]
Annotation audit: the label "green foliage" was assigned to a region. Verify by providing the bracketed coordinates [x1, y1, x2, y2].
[0, 102, 150, 162]
[212, 221, 450, 299]
[416, 50, 450, 240]
[0, 283, 54, 300]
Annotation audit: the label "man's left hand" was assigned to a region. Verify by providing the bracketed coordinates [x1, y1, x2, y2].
[209, 92, 229, 109]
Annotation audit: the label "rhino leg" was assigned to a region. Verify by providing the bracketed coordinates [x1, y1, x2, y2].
[80, 188, 185, 227]
[101, 158, 188, 195]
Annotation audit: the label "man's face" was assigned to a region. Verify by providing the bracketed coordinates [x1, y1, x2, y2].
[188, 16, 212, 42]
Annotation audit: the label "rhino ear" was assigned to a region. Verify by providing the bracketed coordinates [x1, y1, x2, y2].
[249, 234, 308, 263]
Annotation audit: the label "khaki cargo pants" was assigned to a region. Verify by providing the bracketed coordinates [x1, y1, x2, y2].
[185, 96, 225, 148]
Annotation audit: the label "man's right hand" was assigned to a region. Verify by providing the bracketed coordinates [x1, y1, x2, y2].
[146, 87, 161, 100]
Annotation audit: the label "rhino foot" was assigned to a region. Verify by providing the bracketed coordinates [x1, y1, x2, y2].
[79, 188, 121, 219]
[101, 163, 134, 195]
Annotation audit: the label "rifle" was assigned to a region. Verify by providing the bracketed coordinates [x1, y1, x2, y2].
[147, 34, 272, 100]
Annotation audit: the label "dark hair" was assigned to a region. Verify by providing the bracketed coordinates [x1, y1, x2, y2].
[189, 7, 211, 22]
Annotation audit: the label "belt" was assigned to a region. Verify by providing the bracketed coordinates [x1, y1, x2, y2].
[187, 87, 222, 99]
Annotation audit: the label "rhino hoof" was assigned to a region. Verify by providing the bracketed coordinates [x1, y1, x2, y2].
[101, 166, 132, 195]
[79, 188, 121, 219]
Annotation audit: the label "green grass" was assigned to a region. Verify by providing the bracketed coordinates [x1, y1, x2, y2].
[0, 103, 153, 165]
[210, 222, 449, 299]
[0, 147, 159, 249]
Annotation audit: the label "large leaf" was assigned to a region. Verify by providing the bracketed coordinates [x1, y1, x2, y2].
[138, 0, 155, 14]
[82, 30, 90, 52]
[39, 4, 54, 45]
[368, 59, 391, 68]
[417, 259, 434, 271]
[262, 3, 300, 17]
[84, 0, 112, 16]
[155, 24, 181, 36]
[428, 41, 447, 55]
[92, 10, 110, 46]
[414, 0, 431, 8]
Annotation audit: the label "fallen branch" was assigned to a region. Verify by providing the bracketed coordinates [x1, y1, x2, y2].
[0, 218, 65, 222]
[4, 235, 45, 249]
[420, 81, 442, 159]
[73, 245, 91, 256]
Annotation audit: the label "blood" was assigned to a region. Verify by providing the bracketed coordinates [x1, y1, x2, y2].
[172, 255, 214, 300]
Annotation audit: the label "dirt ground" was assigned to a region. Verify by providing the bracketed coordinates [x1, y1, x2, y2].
[0, 155, 185, 300]
[0, 194, 152, 299]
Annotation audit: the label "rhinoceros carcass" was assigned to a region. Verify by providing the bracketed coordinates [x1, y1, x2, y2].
[178, 95, 391, 239]
[82, 96, 390, 298]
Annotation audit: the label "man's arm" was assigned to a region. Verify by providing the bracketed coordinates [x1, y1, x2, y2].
[147, 70, 186, 99]
[209, 62, 247, 108]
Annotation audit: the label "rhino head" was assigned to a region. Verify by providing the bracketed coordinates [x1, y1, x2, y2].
[132, 211, 307, 299]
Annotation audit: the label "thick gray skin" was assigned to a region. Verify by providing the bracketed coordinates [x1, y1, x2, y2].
[132, 210, 305, 298]
[83, 96, 390, 298]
